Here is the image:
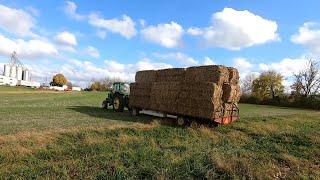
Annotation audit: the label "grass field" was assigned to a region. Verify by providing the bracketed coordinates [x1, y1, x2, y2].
[0, 86, 319, 179]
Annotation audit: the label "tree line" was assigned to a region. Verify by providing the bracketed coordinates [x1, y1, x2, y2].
[240, 59, 320, 110]
[86, 77, 123, 91]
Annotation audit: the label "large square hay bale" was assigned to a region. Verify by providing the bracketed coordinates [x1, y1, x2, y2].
[185, 65, 229, 85]
[156, 68, 186, 82]
[135, 70, 157, 83]
[150, 82, 181, 113]
[222, 84, 241, 102]
[129, 83, 152, 109]
[177, 82, 223, 119]
[228, 67, 240, 85]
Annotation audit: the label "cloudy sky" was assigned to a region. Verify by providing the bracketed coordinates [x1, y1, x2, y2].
[0, 0, 319, 88]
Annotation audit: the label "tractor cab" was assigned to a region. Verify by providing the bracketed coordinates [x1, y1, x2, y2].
[111, 82, 130, 94]
[102, 82, 130, 112]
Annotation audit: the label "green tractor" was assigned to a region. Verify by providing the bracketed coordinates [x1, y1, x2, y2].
[102, 82, 130, 112]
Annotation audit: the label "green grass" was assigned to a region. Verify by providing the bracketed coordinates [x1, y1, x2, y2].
[0, 86, 319, 179]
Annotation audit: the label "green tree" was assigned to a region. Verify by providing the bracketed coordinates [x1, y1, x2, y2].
[51, 74, 67, 87]
[252, 71, 284, 100]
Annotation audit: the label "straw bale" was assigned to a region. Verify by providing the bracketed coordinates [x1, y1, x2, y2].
[156, 68, 186, 82]
[129, 83, 152, 109]
[177, 82, 223, 119]
[131, 65, 240, 120]
[150, 82, 181, 113]
[184, 65, 229, 85]
[228, 67, 240, 85]
[135, 70, 157, 83]
[222, 84, 241, 102]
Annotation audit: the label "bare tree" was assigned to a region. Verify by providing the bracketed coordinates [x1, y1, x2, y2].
[240, 74, 257, 95]
[293, 59, 320, 97]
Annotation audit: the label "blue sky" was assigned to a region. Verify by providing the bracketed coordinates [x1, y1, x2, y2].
[0, 0, 319, 87]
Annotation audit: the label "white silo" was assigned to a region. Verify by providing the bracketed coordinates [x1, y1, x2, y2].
[10, 65, 17, 78]
[23, 69, 29, 81]
[4, 64, 10, 77]
[17, 66, 23, 80]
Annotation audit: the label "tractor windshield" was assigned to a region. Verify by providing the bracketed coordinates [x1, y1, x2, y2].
[123, 83, 130, 94]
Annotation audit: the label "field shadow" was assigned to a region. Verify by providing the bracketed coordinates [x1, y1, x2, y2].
[67, 106, 178, 127]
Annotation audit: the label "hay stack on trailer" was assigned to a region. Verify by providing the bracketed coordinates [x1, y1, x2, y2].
[129, 65, 241, 125]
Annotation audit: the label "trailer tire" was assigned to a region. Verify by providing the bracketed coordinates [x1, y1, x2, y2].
[132, 108, 139, 116]
[177, 117, 186, 126]
[190, 121, 198, 128]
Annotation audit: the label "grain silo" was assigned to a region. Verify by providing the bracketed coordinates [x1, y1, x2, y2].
[23, 69, 29, 81]
[17, 66, 23, 80]
[4, 64, 10, 77]
[10, 65, 16, 78]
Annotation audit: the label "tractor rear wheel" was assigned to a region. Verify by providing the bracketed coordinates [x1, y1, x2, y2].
[113, 95, 124, 112]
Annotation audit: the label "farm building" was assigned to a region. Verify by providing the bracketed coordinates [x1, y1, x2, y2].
[0, 52, 40, 88]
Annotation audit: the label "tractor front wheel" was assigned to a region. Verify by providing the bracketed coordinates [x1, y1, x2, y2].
[113, 95, 124, 112]
[102, 100, 108, 109]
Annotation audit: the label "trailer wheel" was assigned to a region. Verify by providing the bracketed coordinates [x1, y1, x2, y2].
[113, 95, 124, 112]
[132, 108, 139, 116]
[177, 117, 186, 126]
[190, 121, 198, 128]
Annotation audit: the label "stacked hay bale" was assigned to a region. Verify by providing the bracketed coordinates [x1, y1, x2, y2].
[177, 65, 230, 119]
[222, 67, 241, 117]
[155, 68, 185, 82]
[129, 65, 240, 121]
[177, 82, 223, 119]
[150, 68, 185, 113]
[129, 70, 157, 109]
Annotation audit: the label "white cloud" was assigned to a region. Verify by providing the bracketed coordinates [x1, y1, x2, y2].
[54, 31, 77, 46]
[24, 57, 173, 87]
[135, 58, 173, 71]
[190, 8, 279, 50]
[232, 57, 257, 80]
[63, 1, 85, 21]
[88, 13, 137, 39]
[202, 57, 215, 65]
[141, 22, 184, 48]
[85, 46, 100, 58]
[187, 27, 204, 36]
[258, 58, 308, 78]
[0, 4, 36, 37]
[57, 58, 172, 85]
[233, 58, 253, 72]
[291, 22, 320, 54]
[0, 33, 58, 59]
[153, 52, 198, 66]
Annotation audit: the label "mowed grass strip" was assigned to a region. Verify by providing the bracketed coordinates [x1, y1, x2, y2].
[0, 86, 319, 179]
